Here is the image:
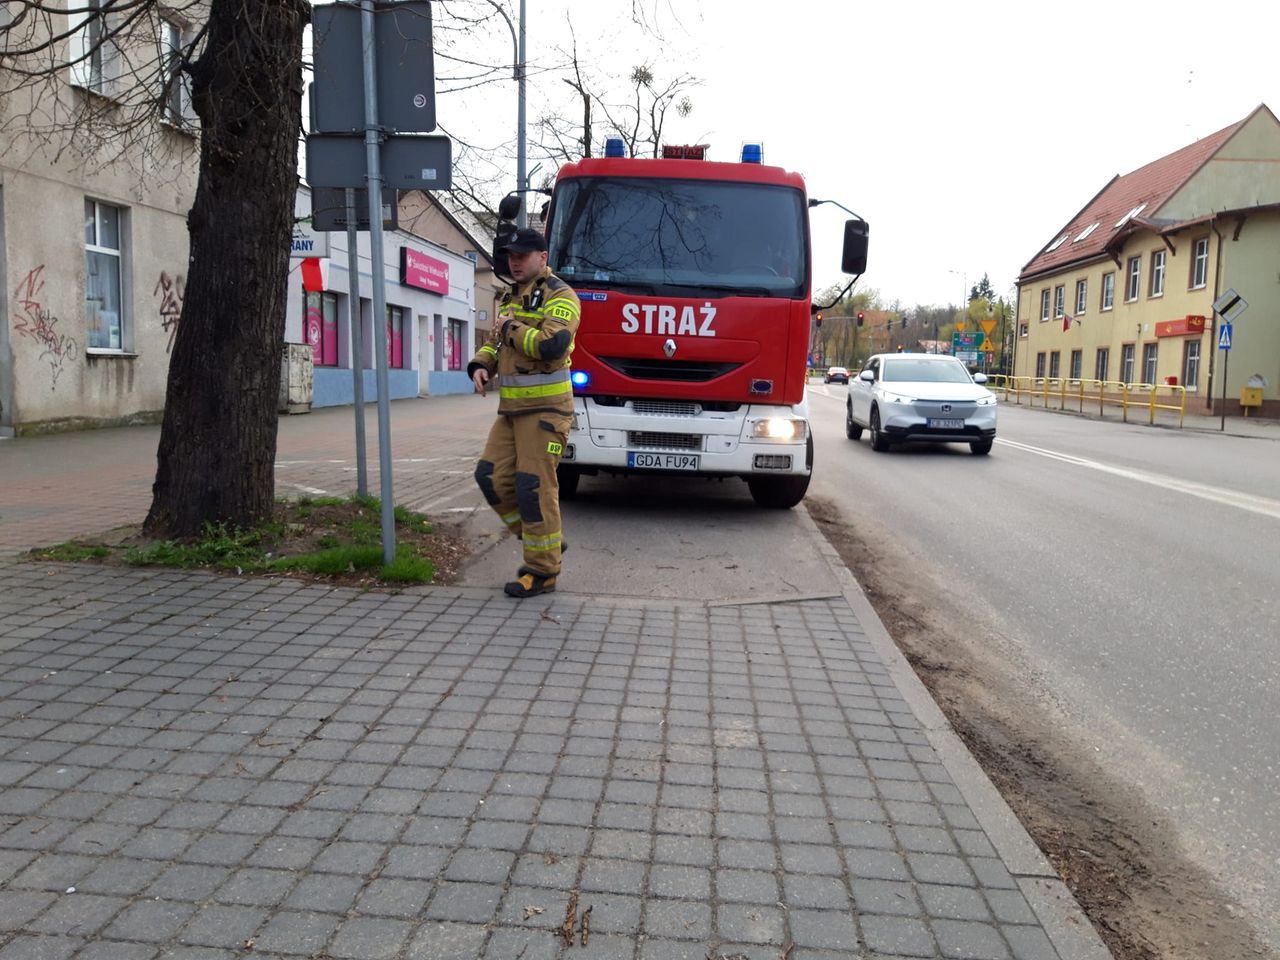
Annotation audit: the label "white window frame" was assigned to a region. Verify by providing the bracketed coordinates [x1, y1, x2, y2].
[1075, 279, 1087, 315]
[1191, 237, 1209, 289]
[1070, 349, 1082, 381]
[1183, 340, 1200, 390]
[1095, 347, 1109, 382]
[1019, 322, 1029, 339]
[1126, 257, 1141, 302]
[1049, 350, 1060, 379]
[1101, 272, 1115, 311]
[85, 198, 127, 353]
[1121, 344, 1135, 384]
[1035, 352, 1046, 378]
[160, 18, 194, 128]
[1142, 342, 1158, 384]
[1039, 289, 1050, 322]
[1053, 285, 1065, 319]
[1150, 250, 1165, 298]
[68, 0, 119, 96]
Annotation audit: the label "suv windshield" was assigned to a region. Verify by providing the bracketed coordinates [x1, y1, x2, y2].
[547, 176, 808, 299]
[881, 358, 973, 383]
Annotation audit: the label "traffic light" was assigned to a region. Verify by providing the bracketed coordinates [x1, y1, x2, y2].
[815, 312, 823, 328]
[901, 316, 907, 329]
[856, 311, 864, 327]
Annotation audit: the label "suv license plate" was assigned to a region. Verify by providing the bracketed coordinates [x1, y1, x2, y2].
[628, 452, 700, 470]
[927, 418, 966, 429]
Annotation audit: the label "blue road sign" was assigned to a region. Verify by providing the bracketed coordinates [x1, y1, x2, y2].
[1218, 323, 1233, 350]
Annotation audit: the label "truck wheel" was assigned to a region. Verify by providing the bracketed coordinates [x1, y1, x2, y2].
[748, 473, 811, 509]
[557, 465, 581, 499]
[845, 402, 863, 440]
[869, 409, 891, 452]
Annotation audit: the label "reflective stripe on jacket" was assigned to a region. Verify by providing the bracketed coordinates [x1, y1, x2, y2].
[468, 267, 581, 416]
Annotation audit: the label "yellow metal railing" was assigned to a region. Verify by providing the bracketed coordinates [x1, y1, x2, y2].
[987, 375, 1187, 427]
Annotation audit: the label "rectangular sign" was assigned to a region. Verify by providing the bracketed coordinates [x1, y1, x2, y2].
[1212, 288, 1248, 323]
[291, 191, 330, 259]
[1218, 322, 1232, 350]
[1155, 315, 1206, 338]
[306, 134, 452, 190]
[400, 247, 449, 294]
[310, 1, 436, 135]
[311, 187, 399, 232]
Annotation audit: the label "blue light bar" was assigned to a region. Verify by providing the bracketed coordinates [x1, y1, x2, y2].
[604, 138, 626, 158]
[741, 143, 763, 164]
[571, 371, 590, 387]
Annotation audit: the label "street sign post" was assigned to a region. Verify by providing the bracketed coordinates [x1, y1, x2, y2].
[1218, 321, 1232, 431]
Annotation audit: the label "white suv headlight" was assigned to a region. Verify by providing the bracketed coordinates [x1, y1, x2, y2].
[751, 417, 807, 441]
[879, 391, 916, 404]
[975, 395, 998, 406]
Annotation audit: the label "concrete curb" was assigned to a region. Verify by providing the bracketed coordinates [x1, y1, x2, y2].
[797, 503, 1115, 960]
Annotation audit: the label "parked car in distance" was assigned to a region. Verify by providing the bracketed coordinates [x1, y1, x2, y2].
[846, 353, 997, 454]
[824, 366, 849, 384]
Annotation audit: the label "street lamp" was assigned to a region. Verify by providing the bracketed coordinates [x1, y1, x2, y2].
[483, 0, 528, 229]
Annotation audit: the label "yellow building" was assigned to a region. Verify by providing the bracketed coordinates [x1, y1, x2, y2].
[1014, 104, 1280, 417]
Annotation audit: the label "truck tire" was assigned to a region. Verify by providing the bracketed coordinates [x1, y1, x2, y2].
[747, 435, 813, 509]
[557, 465, 581, 499]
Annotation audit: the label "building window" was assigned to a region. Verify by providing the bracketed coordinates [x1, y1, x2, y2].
[1142, 343, 1158, 384]
[1040, 289, 1050, 322]
[1019, 322, 1029, 339]
[1035, 352, 1046, 378]
[1095, 347, 1109, 382]
[161, 20, 193, 127]
[304, 291, 340, 366]
[386, 305, 406, 369]
[1191, 237, 1209, 289]
[1075, 279, 1087, 315]
[1150, 250, 1165, 298]
[85, 198, 125, 350]
[69, 0, 117, 95]
[1121, 344, 1135, 384]
[1183, 340, 1200, 389]
[1053, 285, 1065, 318]
[1070, 349, 1082, 380]
[1101, 272, 1115, 311]
[1126, 257, 1141, 302]
[1049, 351, 1060, 379]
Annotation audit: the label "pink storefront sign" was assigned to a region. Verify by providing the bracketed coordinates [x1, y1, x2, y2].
[400, 248, 449, 295]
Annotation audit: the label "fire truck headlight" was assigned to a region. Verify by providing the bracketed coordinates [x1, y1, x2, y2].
[753, 417, 806, 441]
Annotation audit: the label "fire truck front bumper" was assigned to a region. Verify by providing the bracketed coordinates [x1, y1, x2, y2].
[562, 396, 812, 478]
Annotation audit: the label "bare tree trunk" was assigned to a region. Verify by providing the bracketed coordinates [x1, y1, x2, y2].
[144, 0, 307, 538]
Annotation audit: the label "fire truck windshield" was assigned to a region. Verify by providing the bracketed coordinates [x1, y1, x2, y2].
[547, 177, 807, 299]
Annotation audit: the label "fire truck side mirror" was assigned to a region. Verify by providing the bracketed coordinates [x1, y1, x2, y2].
[842, 220, 869, 275]
[497, 195, 522, 220]
[492, 195, 522, 279]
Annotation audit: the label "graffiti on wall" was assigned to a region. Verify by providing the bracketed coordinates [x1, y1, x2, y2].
[13, 265, 78, 389]
[154, 272, 185, 352]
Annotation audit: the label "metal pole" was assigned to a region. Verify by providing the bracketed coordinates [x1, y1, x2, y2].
[345, 188, 368, 498]
[516, 0, 527, 229]
[361, 0, 396, 565]
[1220, 342, 1228, 432]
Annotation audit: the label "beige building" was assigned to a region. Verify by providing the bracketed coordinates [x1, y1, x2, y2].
[1, 0, 201, 435]
[1014, 104, 1280, 417]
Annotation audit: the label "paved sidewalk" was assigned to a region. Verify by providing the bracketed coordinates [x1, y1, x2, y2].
[0, 564, 1110, 960]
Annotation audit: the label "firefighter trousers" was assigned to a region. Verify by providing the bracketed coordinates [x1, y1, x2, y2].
[474, 412, 573, 577]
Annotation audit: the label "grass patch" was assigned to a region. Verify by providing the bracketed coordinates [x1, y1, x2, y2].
[29, 493, 461, 587]
[31, 543, 111, 562]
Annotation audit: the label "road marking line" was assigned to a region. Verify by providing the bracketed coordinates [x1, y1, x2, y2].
[996, 437, 1280, 520]
[281, 482, 330, 496]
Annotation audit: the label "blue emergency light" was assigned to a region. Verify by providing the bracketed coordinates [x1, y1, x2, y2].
[741, 143, 763, 164]
[604, 138, 626, 158]
[571, 371, 590, 388]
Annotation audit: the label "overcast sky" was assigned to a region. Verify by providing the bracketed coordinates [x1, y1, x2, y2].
[435, 0, 1280, 311]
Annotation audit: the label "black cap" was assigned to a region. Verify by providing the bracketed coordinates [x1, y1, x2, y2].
[500, 227, 548, 253]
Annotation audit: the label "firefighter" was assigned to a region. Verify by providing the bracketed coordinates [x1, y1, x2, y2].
[469, 227, 581, 598]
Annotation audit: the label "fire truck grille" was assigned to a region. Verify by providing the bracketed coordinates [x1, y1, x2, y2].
[631, 400, 700, 417]
[627, 431, 703, 451]
[600, 357, 741, 382]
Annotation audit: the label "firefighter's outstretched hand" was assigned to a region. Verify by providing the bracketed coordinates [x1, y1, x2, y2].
[472, 368, 491, 396]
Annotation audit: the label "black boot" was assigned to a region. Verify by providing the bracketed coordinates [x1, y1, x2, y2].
[504, 571, 558, 598]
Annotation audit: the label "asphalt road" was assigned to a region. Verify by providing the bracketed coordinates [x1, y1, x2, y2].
[806, 380, 1280, 949]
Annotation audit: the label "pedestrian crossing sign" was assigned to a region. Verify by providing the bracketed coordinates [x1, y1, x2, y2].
[1218, 323, 1232, 350]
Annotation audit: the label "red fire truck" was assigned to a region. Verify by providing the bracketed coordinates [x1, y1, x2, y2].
[497, 139, 868, 508]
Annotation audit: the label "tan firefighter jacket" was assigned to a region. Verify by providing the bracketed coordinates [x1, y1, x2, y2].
[468, 266, 581, 416]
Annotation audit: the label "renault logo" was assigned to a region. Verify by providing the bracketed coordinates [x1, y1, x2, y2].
[663, 338, 677, 358]
[941, 404, 952, 413]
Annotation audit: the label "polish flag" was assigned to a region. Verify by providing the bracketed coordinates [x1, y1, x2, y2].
[1062, 313, 1074, 332]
